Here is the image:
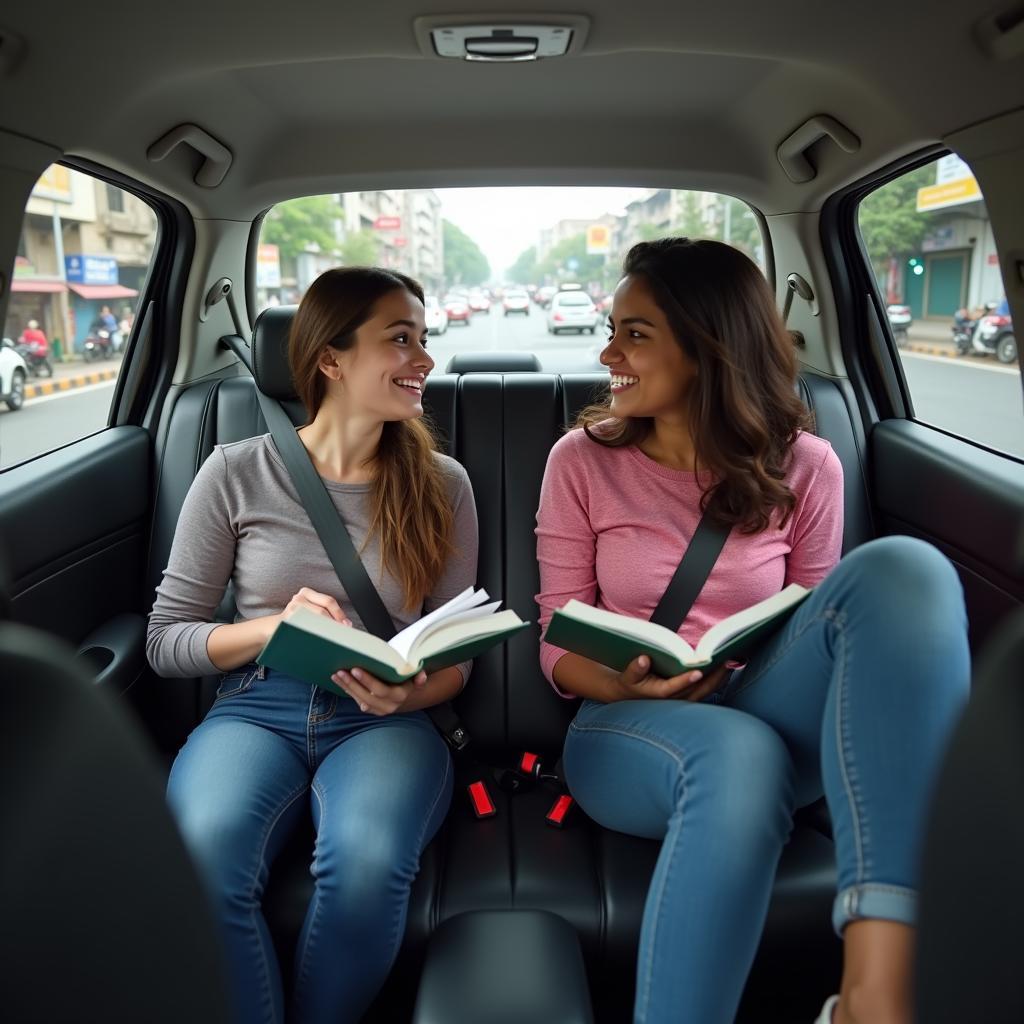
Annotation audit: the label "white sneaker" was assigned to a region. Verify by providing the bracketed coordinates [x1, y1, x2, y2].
[814, 995, 840, 1023]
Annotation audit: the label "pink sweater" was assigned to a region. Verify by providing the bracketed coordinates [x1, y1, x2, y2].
[535, 428, 844, 696]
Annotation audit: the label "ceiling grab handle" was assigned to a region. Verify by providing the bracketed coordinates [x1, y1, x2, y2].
[147, 124, 233, 188]
[777, 115, 860, 184]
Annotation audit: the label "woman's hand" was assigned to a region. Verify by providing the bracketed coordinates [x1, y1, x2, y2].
[613, 656, 730, 703]
[277, 587, 352, 631]
[332, 667, 428, 716]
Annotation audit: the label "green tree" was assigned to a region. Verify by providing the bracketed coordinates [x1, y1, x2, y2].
[858, 165, 935, 272]
[538, 232, 605, 284]
[508, 245, 538, 285]
[670, 191, 707, 239]
[703, 196, 762, 260]
[262, 195, 342, 269]
[339, 229, 379, 267]
[443, 220, 490, 286]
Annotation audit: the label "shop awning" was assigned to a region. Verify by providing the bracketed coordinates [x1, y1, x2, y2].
[67, 283, 139, 300]
[11, 279, 66, 293]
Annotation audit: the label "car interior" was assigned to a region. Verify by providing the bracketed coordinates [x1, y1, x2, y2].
[0, 2, 1022, 1021]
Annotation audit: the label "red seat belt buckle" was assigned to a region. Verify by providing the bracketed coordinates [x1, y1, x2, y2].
[545, 794, 574, 828]
[518, 751, 541, 777]
[467, 780, 497, 819]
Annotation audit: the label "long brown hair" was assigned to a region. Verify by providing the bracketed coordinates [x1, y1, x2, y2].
[578, 237, 812, 533]
[288, 267, 454, 610]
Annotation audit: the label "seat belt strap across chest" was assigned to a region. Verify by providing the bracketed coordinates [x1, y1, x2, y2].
[649, 509, 731, 632]
[252, 387, 469, 751]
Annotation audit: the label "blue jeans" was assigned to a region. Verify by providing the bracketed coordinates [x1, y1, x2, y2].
[562, 536, 970, 1024]
[166, 667, 453, 1024]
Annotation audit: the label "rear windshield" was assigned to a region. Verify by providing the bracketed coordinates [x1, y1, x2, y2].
[257, 187, 765, 373]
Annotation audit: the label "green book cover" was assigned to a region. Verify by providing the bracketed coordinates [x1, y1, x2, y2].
[544, 591, 809, 678]
[257, 616, 529, 691]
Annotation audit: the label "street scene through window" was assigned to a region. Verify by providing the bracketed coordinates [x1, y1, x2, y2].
[1, 165, 157, 469]
[2, 169, 1019, 470]
[858, 154, 1020, 456]
[255, 186, 764, 377]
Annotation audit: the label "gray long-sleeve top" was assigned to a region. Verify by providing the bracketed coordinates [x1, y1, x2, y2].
[146, 433, 479, 683]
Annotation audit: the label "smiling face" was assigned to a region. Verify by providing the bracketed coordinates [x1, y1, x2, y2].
[601, 273, 699, 421]
[323, 287, 434, 423]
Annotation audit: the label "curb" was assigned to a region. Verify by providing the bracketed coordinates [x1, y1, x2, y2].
[902, 343, 959, 359]
[25, 368, 118, 400]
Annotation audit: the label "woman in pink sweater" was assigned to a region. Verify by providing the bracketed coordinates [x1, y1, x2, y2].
[535, 239, 969, 1024]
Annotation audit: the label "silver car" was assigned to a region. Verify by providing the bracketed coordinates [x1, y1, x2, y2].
[546, 290, 600, 335]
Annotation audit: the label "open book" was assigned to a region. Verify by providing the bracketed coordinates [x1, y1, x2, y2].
[543, 584, 811, 678]
[256, 586, 529, 687]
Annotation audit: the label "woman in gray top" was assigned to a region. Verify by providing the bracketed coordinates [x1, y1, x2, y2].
[149, 267, 478, 1024]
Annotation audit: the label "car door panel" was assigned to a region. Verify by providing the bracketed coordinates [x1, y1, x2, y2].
[0, 427, 150, 661]
[870, 420, 1024, 652]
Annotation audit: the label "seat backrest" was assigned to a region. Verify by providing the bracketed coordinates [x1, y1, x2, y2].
[0, 621, 230, 1023]
[915, 608, 1024, 1023]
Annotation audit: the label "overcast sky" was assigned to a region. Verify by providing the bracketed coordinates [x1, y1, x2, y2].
[434, 186, 652, 279]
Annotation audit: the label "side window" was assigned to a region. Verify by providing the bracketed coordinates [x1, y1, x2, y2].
[1, 165, 158, 470]
[858, 155, 1020, 458]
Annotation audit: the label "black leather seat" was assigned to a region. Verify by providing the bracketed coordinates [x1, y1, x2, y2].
[0, 557, 231, 1024]
[142, 304, 876, 1020]
[915, 607, 1024, 1024]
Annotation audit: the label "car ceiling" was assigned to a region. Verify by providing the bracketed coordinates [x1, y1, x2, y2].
[0, 0, 1022, 218]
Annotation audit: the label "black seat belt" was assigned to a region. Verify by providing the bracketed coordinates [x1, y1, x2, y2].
[650, 510, 731, 631]
[251, 385, 469, 752]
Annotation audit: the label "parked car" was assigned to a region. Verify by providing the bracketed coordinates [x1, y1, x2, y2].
[424, 295, 449, 335]
[0, 338, 28, 411]
[502, 289, 530, 315]
[546, 289, 601, 334]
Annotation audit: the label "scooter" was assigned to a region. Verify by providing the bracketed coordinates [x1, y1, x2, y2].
[83, 329, 114, 362]
[952, 308, 982, 356]
[953, 302, 1016, 363]
[14, 339, 53, 378]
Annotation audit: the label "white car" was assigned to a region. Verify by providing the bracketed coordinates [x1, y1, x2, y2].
[502, 290, 530, 316]
[424, 295, 449, 335]
[0, 338, 28, 411]
[546, 290, 600, 335]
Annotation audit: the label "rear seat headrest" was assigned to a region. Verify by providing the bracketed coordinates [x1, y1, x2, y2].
[252, 304, 299, 401]
[446, 352, 542, 373]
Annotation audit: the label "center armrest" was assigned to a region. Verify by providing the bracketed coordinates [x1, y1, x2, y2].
[413, 909, 594, 1024]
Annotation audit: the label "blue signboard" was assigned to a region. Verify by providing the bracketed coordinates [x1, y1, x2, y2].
[65, 254, 119, 285]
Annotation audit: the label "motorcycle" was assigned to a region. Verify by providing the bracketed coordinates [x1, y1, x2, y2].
[14, 339, 53, 378]
[83, 329, 114, 362]
[953, 301, 1016, 363]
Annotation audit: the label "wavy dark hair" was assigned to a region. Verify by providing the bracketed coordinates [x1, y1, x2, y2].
[577, 237, 813, 533]
[288, 266, 454, 610]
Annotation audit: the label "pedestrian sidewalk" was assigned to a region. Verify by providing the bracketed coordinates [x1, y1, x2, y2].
[24, 355, 123, 400]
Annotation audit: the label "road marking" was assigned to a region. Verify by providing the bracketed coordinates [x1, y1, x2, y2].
[901, 350, 1020, 376]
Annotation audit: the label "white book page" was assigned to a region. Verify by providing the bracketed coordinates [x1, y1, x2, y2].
[414, 609, 525, 662]
[559, 600, 696, 661]
[389, 586, 488, 661]
[407, 601, 502, 661]
[693, 584, 808, 660]
[286, 607, 410, 672]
